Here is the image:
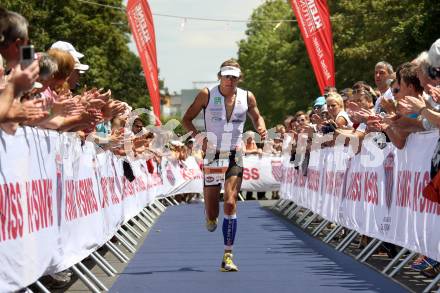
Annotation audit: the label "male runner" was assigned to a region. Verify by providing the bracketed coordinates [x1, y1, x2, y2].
[182, 59, 267, 272]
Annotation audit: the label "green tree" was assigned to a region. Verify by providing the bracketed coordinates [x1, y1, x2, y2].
[238, 0, 317, 128]
[2, 0, 153, 109]
[238, 0, 440, 127]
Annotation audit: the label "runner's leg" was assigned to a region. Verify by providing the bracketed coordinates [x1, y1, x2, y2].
[204, 185, 221, 221]
[223, 175, 242, 252]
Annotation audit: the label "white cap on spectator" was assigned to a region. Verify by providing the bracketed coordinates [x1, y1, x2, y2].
[73, 55, 89, 72]
[169, 140, 185, 147]
[51, 41, 89, 72]
[51, 41, 84, 59]
[428, 38, 440, 68]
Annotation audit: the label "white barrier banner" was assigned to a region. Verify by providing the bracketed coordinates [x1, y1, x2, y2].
[281, 131, 440, 262]
[0, 128, 204, 292]
[0, 128, 60, 292]
[241, 155, 283, 191]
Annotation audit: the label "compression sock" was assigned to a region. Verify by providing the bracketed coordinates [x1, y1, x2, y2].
[222, 214, 237, 251]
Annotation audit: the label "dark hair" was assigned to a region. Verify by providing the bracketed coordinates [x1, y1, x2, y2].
[396, 62, 424, 93]
[0, 8, 28, 48]
[217, 58, 242, 80]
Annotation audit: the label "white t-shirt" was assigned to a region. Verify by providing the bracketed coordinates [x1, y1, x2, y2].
[374, 88, 394, 113]
[336, 110, 353, 128]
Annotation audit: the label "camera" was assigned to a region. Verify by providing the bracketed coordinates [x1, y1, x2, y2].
[20, 45, 35, 69]
[321, 122, 337, 134]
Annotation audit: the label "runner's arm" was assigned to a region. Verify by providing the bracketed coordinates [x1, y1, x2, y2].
[182, 88, 209, 137]
[247, 91, 267, 140]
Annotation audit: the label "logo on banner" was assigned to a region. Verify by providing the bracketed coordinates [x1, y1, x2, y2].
[294, 0, 325, 37]
[383, 152, 395, 211]
[166, 163, 176, 186]
[271, 160, 283, 182]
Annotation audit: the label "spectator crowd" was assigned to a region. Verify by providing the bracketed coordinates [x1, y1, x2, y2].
[1, 4, 440, 288]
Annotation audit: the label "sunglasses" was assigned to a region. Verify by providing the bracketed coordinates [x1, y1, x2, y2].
[392, 88, 400, 94]
[223, 75, 239, 81]
[428, 66, 440, 79]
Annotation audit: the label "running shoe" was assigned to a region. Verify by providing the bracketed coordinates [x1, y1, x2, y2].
[422, 263, 440, 278]
[220, 252, 239, 272]
[206, 218, 218, 232]
[411, 256, 439, 271]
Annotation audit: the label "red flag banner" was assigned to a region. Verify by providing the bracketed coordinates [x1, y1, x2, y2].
[126, 0, 161, 124]
[290, 0, 335, 94]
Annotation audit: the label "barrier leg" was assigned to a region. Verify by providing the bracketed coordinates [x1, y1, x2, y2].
[296, 209, 311, 224]
[124, 223, 142, 239]
[271, 199, 284, 210]
[311, 220, 329, 237]
[143, 209, 158, 222]
[147, 205, 161, 217]
[337, 231, 359, 252]
[114, 232, 136, 253]
[93, 251, 118, 274]
[423, 271, 440, 293]
[139, 211, 153, 227]
[130, 218, 147, 232]
[105, 242, 129, 263]
[169, 197, 180, 205]
[71, 264, 100, 293]
[77, 262, 108, 291]
[90, 252, 116, 276]
[118, 225, 137, 246]
[238, 192, 245, 202]
[287, 206, 303, 220]
[35, 280, 51, 293]
[388, 251, 416, 277]
[142, 210, 156, 223]
[163, 197, 175, 206]
[382, 248, 408, 274]
[301, 213, 319, 230]
[355, 238, 378, 260]
[279, 200, 293, 212]
[282, 203, 296, 216]
[323, 225, 342, 243]
[153, 200, 166, 212]
[361, 240, 383, 263]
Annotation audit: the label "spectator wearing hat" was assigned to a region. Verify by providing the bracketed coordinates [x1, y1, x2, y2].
[50, 41, 89, 90]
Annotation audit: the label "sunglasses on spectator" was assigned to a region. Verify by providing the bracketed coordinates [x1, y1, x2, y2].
[297, 118, 306, 122]
[223, 75, 239, 81]
[392, 88, 400, 94]
[428, 66, 440, 79]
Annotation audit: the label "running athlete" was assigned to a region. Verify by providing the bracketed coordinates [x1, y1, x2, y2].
[182, 59, 267, 272]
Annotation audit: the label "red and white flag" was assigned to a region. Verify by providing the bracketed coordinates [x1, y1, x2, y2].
[126, 0, 161, 125]
[290, 0, 335, 94]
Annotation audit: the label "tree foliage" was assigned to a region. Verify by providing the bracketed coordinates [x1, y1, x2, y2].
[1, 0, 152, 109]
[238, 0, 440, 127]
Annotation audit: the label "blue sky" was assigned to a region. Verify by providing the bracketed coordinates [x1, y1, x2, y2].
[127, 0, 265, 94]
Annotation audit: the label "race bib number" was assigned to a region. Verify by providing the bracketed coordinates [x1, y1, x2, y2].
[204, 158, 229, 186]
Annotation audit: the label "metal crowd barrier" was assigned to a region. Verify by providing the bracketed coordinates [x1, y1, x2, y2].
[271, 199, 440, 293]
[28, 196, 179, 293]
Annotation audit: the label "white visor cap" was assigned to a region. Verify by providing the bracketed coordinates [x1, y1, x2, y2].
[220, 66, 241, 77]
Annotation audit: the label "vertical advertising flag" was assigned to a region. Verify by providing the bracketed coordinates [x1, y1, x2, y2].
[126, 0, 161, 124]
[290, 0, 335, 94]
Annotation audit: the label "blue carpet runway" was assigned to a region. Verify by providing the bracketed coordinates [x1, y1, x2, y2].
[110, 202, 406, 293]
